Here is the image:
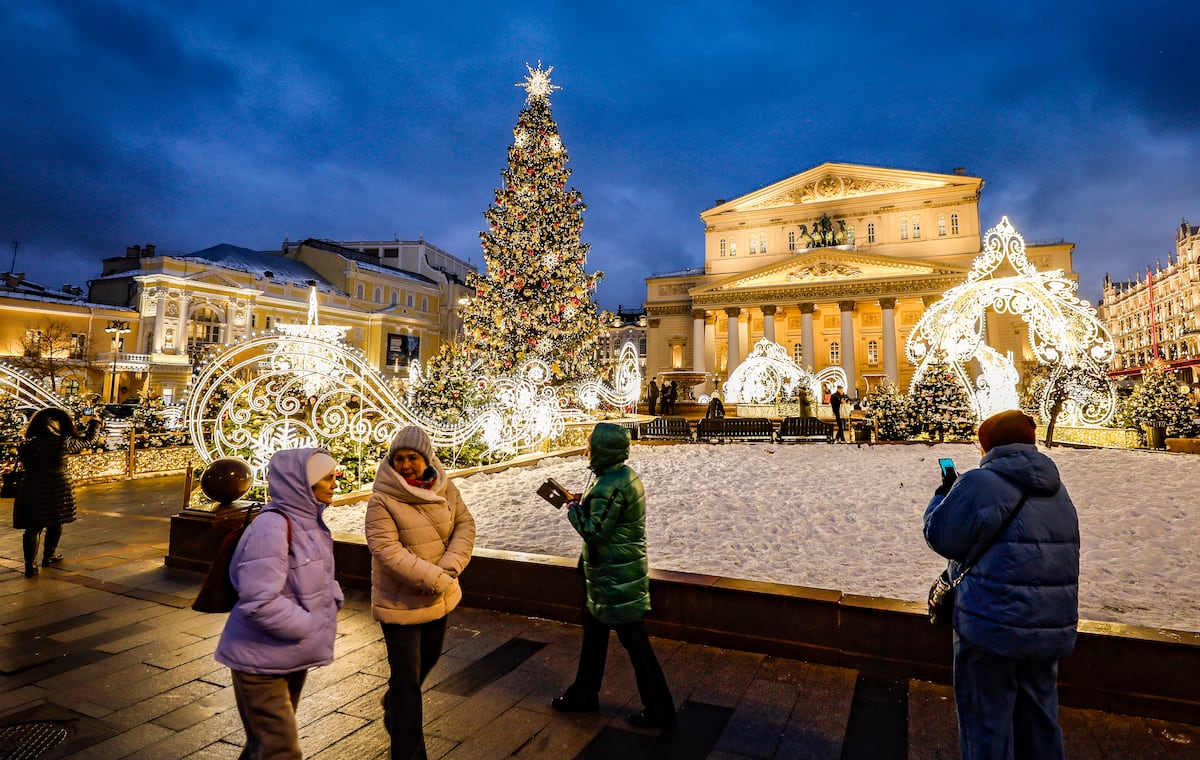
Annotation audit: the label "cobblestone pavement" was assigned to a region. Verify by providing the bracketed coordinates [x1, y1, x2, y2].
[1, 475, 1198, 759]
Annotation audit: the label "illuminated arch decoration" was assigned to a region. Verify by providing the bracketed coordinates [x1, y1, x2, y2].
[183, 293, 642, 485]
[724, 338, 847, 405]
[0, 361, 70, 416]
[906, 216, 1116, 425]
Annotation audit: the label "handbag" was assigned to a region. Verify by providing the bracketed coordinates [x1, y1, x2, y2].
[928, 487, 1030, 625]
[1, 468, 24, 498]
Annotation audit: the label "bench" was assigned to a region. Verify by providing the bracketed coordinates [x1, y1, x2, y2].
[696, 417, 775, 443]
[776, 416, 834, 443]
[638, 416, 694, 442]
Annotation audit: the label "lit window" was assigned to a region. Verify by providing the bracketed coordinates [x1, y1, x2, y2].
[868, 340, 879, 364]
[938, 215, 947, 236]
[760, 235, 767, 254]
[830, 341, 840, 364]
[788, 231, 796, 251]
[912, 217, 921, 239]
[719, 238, 726, 257]
[867, 223, 876, 244]
[63, 378, 81, 398]
[793, 343, 803, 362]
[950, 213, 960, 235]
[749, 237, 758, 254]
[730, 240, 737, 257]
[846, 225, 855, 246]
[70, 333, 87, 360]
[900, 220, 908, 240]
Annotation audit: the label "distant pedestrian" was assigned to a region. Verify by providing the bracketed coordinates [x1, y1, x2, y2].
[215, 448, 344, 760]
[552, 423, 676, 730]
[829, 386, 847, 442]
[647, 379, 660, 416]
[663, 381, 678, 415]
[924, 410, 1080, 760]
[366, 426, 476, 759]
[13, 407, 101, 577]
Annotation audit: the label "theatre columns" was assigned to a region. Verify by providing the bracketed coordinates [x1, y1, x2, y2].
[799, 303, 816, 371]
[692, 310, 706, 373]
[725, 307, 741, 375]
[761, 305, 777, 343]
[879, 297, 899, 384]
[839, 300, 858, 396]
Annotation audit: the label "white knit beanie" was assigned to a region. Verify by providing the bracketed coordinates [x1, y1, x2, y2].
[388, 426, 434, 467]
[306, 451, 338, 486]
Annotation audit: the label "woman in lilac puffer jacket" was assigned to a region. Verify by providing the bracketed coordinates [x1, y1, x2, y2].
[215, 447, 344, 760]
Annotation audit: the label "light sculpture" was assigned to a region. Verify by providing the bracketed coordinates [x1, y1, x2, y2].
[573, 341, 642, 412]
[0, 360, 71, 415]
[724, 338, 847, 405]
[906, 216, 1116, 425]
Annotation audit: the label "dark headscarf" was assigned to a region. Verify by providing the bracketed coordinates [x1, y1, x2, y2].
[26, 408, 75, 440]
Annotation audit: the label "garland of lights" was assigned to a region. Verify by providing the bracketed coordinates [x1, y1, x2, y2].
[724, 338, 848, 404]
[573, 341, 642, 412]
[906, 216, 1116, 425]
[0, 360, 71, 416]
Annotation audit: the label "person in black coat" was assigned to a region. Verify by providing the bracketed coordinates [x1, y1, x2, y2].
[646, 379, 660, 416]
[13, 408, 101, 577]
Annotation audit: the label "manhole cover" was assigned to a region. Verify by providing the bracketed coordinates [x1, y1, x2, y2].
[0, 721, 70, 759]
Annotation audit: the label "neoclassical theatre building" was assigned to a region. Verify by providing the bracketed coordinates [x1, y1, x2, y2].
[643, 162, 1076, 397]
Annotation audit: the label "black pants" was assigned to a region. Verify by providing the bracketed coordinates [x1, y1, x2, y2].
[22, 525, 62, 567]
[566, 608, 675, 722]
[381, 618, 447, 760]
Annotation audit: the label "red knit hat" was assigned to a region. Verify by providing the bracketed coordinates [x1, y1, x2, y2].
[977, 410, 1037, 452]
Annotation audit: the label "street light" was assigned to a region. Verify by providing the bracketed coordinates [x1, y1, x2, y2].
[104, 320, 130, 403]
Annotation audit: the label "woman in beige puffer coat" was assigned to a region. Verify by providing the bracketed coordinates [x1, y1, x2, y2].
[365, 426, 474, 759]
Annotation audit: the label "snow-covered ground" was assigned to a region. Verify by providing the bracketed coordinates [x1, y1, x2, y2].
[325, 443, 1200, 634]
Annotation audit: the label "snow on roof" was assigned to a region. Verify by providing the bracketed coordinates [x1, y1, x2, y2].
[181, 244, 337, 291]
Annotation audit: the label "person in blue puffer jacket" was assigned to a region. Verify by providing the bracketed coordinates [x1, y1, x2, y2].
[215, 448, 345, 759]
[924, 410, 1080, 760]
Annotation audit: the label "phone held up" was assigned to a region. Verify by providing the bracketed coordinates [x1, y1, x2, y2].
[938, 457, 957, 482]
[537, 477, 571, 509]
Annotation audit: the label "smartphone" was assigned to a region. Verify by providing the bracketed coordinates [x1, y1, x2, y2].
[83, 407, 95, 415]
[938, 457, 957, 480]
[536, 477, 571, 509]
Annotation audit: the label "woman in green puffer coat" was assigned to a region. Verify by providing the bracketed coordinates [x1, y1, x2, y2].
[551, 422, 676, 730]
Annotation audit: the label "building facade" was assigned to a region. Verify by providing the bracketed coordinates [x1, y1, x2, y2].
[1099, 218, 1200, 382]
[644, 162, 1077, 398]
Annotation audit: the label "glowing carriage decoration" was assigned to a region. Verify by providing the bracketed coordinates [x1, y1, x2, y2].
[183, 294, 642, 486]
[723, 338, 848, 406]
[906, 216, 1116, 425]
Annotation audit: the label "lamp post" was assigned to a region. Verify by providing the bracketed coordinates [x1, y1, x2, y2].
[105, 320, 130, 403]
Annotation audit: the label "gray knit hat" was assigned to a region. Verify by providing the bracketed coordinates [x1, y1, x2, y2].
[388, 426, 434, 467]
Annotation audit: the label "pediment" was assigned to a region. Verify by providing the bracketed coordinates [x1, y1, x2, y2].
[185, 269, 244, 288]
[691, 250, 972, 296]
[705, 162, 981, 215]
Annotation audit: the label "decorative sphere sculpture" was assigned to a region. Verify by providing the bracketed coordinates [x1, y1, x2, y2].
[200, 457, 254, 506]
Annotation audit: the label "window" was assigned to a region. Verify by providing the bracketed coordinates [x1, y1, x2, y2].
[62, 378, 81, 398]
[251, 313, 257, 329]
[793, 342, 804, 363]
[749, 237, 758, 254]
[24, 329, 44, 357]
[912, 217, 921, 239]
[356, 284, 364, 300]
[760, 235, 767, 255]
[392, 289, 398, 305]
[406, 294, 414, 307]
[867, 223, 876, 244]
[788, 231, 796, 251]
[950, 213, 960, 235]
[938, 215, 947, 237]
[421, 297, 429, 311]
[900, 220, 909, 240]
[847, 225, 855, 246]
[829, 341, 840, 364]
[867, 340, 879, 364]
[265, 315, 273, 329]
[374, 287, 382, 303]
[188, 307, 223, 349]
[719, 238, 726, 257]
[729, 240, 737, 257]
[70, 333, 87, 360]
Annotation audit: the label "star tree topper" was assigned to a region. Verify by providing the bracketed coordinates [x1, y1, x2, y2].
[517, 61, 561, 103]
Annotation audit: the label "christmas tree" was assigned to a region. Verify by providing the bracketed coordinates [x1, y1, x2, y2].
[1116, 361, 1196, 436]
[864, 381, 913, 441]
[461, 63, 603, 382]
[907, 363, 976, 441]
[408, 342, 493, 467]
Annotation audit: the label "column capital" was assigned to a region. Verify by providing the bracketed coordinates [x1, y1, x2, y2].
[760, 304, 778, 317]
[724, 307, 742, 319]
[878, 297, 897, 310]
[798, 302, 817, 315]
[691, 309, 708, 321]
[838, 300, 857, 313]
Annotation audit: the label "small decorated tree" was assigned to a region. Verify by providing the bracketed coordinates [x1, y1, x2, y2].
[907, 363, 976, 441]
[1117, 361, 1196, 444]
[408, 342, 492, 468]
[864, 381, 913, 441]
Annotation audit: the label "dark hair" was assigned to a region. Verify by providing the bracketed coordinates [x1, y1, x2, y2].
[26, 408, 76, 439]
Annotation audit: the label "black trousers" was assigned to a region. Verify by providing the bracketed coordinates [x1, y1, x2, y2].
[22, 525, 62, 567]
[381, 618, 447, 760]
[566, 608, 675, 722]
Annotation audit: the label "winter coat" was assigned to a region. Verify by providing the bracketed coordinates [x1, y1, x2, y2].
[12, 418, 101, 530]
[365, 454, 475, 625]
[924, 443, 1080, 661]
[214, 448, 344, 675]
[567, 423, 650, 626]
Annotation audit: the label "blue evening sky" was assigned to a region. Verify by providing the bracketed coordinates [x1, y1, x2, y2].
[2, 1, 1197, 311]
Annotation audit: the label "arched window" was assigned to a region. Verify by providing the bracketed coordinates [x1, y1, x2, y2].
[421, 297, 429, 311]
[759, 235, 767, 254]
[188, 307, 223, 350]
[950, 213, 960, 235]
[406, 294, 414, 307]
[830, 341, 840, 364]
[62, 378, 81, 398]
[356, 283, 364, 300]
[392, 289, 398, 305]
[788, 231, 796, 251]
[846, 225, 855, 246]
[749, 237, 758, 254]
[374, 287, 382, 303]
[912, 217, 921, 239]
[719, 238, 726, 257]
[729, 240, 737, 257]
[867, 223, 876, 244]
[867, 340, 879, 364]
[792, 342, 803, 363]
[899, 220, 909, 240]
[938, 215, 947, 236]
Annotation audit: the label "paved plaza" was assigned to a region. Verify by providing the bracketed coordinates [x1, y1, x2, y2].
[1, 474, 1198, 759]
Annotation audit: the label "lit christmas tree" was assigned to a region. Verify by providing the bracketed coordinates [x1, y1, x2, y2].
[409, 342, 493, 467]
[461, 63, 603, 382]
[1115, 361, 1197, 437]
[864, 381, 914, 441]
[907, 363, 976, 441]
